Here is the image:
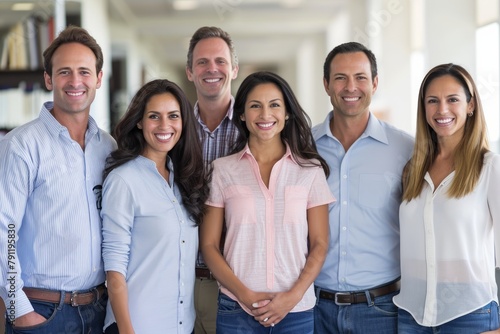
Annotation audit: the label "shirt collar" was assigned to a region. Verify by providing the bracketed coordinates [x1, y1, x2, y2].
[313, 110, 388, 145]
[363, 112, 389, 145]
[237, 142, 297, 164]
[40, 101, 100, 141]
[137, 155, 175, 183]
[194, 96, 235, 122]
[312, 111, 334, 141]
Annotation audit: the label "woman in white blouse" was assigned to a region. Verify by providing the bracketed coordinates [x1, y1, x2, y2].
[394, 63, 500, 333]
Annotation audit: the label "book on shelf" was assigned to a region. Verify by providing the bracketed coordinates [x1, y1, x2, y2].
[0, 29, 8, 70]
[25, 16, 40, 70]
[0, 15, 54, 71]
[0, 84, 52, 129]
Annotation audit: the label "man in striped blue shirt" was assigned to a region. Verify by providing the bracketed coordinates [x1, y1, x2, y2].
[186, 26, 240, 334]
[0, 26, 116, 333]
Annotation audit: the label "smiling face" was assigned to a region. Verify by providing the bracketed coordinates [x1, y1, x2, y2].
[186, 37, 238, 102]
[138, 92, 183, 164]
[323, 51, 377, 120]
[424, 74, 474, 144]
[241, 83, 288, 145]
[44, 42, 102, 117]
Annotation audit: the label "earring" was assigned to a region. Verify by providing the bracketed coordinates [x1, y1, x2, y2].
[240, 116, 245, 121]
[285, 115, 289, 120]
[468, 112, 473, 117]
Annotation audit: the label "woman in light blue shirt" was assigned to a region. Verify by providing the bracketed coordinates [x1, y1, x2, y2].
[101, 79, 209, 334]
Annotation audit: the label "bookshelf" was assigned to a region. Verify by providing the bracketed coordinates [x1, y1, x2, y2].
[0, 1, 81, 131]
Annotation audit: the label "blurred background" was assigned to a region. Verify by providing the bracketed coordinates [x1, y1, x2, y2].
[0, 0, 498, 150]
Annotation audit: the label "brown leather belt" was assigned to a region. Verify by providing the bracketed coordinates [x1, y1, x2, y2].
[319, 279, 400, 305]
[23, 284, 106, 307]
[196, 267, 214, 280]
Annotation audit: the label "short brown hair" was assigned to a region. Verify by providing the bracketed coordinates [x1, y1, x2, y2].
[186, 26, 238, 70]
[43, 25, 103, 77]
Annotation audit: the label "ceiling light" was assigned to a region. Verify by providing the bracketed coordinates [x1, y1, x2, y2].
[280, 0, 302, 8]
[173, 0, 199, 11]
[11, 3, 35, 11]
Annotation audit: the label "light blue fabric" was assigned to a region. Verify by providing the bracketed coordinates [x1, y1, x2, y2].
[0, 102, 116, 319]
[101, 156, 198, 334]
[313, 111, 414, 291]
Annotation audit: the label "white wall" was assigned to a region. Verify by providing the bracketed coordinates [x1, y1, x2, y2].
[80, 0, 111, 131]
[101, 0, 498, 145]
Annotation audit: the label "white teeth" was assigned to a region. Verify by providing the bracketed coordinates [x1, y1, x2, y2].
[205, 78, 220, 83]
[258, 122, 274, 128]
[343, 97, 359, 102]
[156, 133, 173, 140]
[436, 118, 453, 124]
[67, 92, 84, 96]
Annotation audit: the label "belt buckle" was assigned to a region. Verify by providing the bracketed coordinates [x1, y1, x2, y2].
[334, 292, 352, 306]
[70, 291, 79, 307]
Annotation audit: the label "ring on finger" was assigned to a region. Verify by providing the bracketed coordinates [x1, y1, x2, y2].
[271, 323, 275, 327]
[263, 317, 269, 322]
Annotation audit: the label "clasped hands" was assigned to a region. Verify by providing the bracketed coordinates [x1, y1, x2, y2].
[242, 290, 301, 328]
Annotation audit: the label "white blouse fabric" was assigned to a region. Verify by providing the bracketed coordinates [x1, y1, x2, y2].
[394, 152, 500, 326]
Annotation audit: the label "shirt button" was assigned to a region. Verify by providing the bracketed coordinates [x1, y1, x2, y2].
[341, 251, 346, 256]
[342, 201, 347, 205]
[342, 226, 347, 231]
[342, 174, 347, 179]
[180, 300, 183, 304]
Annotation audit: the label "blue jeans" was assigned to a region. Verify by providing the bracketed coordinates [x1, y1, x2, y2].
[216, 293, 313, 334]
[398, 301, 500, 333]
[6, 290, 107, 334]
[314, 286, 398, 334]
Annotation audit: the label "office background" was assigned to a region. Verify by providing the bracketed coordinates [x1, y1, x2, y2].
[0, 0, 498, 145]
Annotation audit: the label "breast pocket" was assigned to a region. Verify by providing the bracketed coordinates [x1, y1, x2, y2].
[359, 173, 399, 209]
[284, 186, 308, 224]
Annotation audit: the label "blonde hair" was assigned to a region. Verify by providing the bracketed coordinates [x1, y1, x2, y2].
[403, 63, 489, 201]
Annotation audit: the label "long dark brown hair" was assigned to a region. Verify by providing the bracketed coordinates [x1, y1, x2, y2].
[104, 79, 209, 225]
[232, 71, 329, 177]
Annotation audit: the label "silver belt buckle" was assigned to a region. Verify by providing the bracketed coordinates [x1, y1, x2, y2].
[334, 292, 352, 306]
[70, 291, 79, 307]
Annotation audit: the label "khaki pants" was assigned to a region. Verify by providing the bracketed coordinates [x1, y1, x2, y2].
[194, 278, 219, 334]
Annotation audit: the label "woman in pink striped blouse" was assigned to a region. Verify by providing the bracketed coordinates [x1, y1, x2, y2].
[200, 71, 335, 334]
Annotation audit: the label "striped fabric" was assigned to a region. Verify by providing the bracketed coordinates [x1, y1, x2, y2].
[0, 102, 116, 318]
[194, 98, 239, 268]
[194, 98, 240, 166]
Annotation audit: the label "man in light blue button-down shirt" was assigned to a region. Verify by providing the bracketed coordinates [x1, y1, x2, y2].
[312, 42, 414, 334]
[0, 26, 116, 333]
